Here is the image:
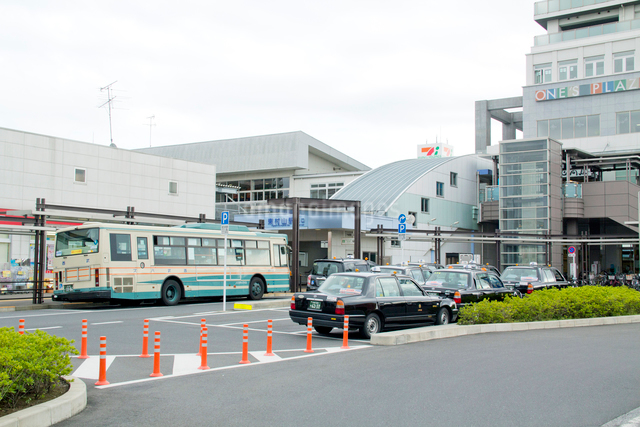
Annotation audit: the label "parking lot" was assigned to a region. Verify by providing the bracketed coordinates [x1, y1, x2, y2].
[0, 298, 372, 389]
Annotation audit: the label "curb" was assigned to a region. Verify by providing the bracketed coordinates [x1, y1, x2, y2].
[233, 297, 291, 310]
[0, 376, 87, 427]
[370, 314, 640, 346]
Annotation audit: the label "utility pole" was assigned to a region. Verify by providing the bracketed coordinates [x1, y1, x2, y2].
[99, 81, 117, 146]
[146, 115, 156, 147]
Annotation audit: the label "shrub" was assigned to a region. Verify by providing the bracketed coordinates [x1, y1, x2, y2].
[0, 327, 78, 409]
[458, 286, 640, 325]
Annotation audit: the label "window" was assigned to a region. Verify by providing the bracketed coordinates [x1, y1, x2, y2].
[137, 237, 148, 260]
[585, 56, 604, 77]
[450, 172, 458, 187]
[74, 168, 86, 183]
[110, 234, 132, 262]
[616, 110, 640, 134]
[436, 182, 444, 197]
[536, 115, 599, 138]
[153, 236, 187, 265]
[614, 51, 634, 73]
[534, 63, 552, 84]
[377, 277, 400, 297]
[311, 182, 344, 199]
[421, 198, 429, 213]
[169, 181, 178, 195]
[558, 60, 577, 81]
[245, 240, 271, 266]
[398, 279, 423, 297]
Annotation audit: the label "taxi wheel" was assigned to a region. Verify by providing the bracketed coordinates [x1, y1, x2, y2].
[360, 313, 382, 339]
[314, 326, 333, 335]
[248, 277, 265, 300]
[436, 308, 450, 325]
[161, 280, 182, 306]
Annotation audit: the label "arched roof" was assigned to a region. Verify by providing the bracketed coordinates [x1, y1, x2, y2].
[330, 157, 459, 214]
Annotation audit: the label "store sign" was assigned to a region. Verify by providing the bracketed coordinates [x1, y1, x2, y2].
[535, 78, 639, 101]
[417, 143, 453, 158]
[561, 168, 597, 179]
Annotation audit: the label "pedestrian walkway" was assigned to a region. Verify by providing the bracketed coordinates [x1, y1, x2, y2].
[72, 345, 371, 389]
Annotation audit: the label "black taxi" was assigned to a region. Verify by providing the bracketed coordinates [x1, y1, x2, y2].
[290, 272, 458, 339]
[422, 265, 519, 309]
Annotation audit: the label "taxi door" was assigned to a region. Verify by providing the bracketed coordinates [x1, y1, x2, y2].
[374, 277, 406, 324]
[398, 278, 436, 323]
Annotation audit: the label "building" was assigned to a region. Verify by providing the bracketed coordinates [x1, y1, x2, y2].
[476, 0, 640, 276]
[0, 126, 218, 290]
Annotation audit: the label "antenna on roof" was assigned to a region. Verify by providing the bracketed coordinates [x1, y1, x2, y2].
[146, 115, 156, 147]
[99, 81, 117, 147]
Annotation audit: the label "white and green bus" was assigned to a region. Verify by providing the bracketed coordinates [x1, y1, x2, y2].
[51, 222, 290, 305]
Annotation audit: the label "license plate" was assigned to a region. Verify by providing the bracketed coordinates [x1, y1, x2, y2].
[308, 300, 321, 310]
[64, 285, 73, 292]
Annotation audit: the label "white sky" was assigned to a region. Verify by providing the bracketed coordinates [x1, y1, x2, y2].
[1, 1, 545, 169]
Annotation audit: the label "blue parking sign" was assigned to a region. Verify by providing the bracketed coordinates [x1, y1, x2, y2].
[221, 211, 229, 225]
[398, 223, 406, 234]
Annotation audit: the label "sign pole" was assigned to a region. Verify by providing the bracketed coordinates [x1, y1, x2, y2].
[221, 212, 229, 312]
[223, 234, 227, 311]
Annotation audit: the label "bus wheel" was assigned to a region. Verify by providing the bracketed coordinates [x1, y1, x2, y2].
[161, 280, 182, 306]
[248, 277, 265, 300]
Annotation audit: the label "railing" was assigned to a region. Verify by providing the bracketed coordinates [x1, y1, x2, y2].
[485, 186, 500, 202]
[563, 182, 583, 198]
[535, 18, 640, 46]
[535, 0, 615, 16]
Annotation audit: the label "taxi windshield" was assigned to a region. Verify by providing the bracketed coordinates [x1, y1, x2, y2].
[318, 275, 366, 296]
[425, 271, 470, 289]
[501, 268, 540, 282]
[311, 261, 341, 277]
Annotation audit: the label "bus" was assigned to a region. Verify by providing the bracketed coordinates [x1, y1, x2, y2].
[51, 222, 290, 305]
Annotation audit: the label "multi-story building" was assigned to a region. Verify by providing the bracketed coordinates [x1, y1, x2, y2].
[477, 0, 640, 277]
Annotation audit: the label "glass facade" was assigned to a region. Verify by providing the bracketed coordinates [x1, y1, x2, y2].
[499, 139, 553, 267]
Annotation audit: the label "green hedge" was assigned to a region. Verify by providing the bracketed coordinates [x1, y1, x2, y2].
[0, 327, 78, 409]
[458, 286, 640, 325]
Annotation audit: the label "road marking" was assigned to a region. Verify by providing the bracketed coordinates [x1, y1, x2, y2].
[95, 345, 371, 389]
[172, 354, 203, 375]
[90, 321, 123, 325]
[72, 356, 116, 380]
[26, 326, 62, 331]
[249, 351, 282, 363]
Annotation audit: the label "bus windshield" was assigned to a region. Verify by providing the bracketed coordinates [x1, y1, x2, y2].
[55, 228, 100, 257]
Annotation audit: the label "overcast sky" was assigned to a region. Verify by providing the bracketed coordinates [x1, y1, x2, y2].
[1, 1, 544, 169]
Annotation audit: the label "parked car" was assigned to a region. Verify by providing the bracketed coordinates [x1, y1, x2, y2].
[306, 258, 372, 291]
[422, 266, 519, 309]
[372, 265, 432, 285]
[500, 263, 569, 294]
[290, 272, 458, 338]
[445, 262, 500, 276]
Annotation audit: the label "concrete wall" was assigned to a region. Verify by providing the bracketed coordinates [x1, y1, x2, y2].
[582, 180, 640, 224]
[0, 127, 217, 217]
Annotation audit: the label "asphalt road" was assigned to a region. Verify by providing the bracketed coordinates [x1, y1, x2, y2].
[1, 301, 639, 426]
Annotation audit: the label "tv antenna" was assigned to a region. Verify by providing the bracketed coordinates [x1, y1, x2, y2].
[99, 81, 117, 147]
[146, 115, 156, 147]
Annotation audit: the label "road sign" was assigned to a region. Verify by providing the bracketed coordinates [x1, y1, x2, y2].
[398, 224, 406, 234]
[398, 214, 406, 224]
[568, 246, 576, 254]
[221, 211, 229, 225]
[221, 225, 229, 235]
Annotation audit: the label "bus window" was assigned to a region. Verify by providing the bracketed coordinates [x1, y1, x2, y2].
[154, 236, 187, 265]
[246, 240, 270, 266]
[55, 227, 99, 256]
[189, 247, 217, 265]
[110, 234, 132, 262]
[137, 237, 148, 260]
